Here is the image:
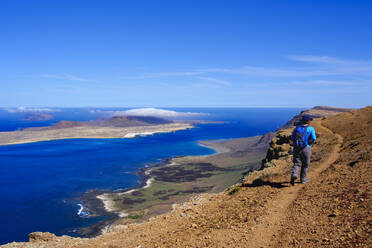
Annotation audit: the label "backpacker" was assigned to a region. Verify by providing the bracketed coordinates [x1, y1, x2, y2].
[293, 126, 308, 148]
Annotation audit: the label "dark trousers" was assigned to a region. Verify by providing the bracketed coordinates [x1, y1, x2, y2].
[291, 146, 311, 180]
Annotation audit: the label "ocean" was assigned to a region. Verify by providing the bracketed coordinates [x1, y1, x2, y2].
[0, 108, 300, 244]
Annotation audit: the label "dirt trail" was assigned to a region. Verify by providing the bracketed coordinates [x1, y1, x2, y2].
[249, 120, 343, 248]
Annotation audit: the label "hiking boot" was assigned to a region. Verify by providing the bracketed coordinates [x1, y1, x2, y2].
[301, 178, 310, 184]
[290, 177, 297, 186]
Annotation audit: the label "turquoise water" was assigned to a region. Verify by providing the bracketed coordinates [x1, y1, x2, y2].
[0, 108, 300, 244]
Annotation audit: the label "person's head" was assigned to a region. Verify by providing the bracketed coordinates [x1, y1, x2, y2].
[301, 115, 313, 125]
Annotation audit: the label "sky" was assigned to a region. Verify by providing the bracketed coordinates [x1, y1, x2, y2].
[0, 0, 371, 108]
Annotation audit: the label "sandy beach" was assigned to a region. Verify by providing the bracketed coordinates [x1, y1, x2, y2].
[96, 176, 155, 217]
[197, 140, 231, 154]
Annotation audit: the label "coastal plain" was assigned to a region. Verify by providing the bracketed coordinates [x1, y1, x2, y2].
[84, 134, 271, 233]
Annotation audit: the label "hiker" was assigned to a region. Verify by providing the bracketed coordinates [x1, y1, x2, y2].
[290, 115, 316, 185]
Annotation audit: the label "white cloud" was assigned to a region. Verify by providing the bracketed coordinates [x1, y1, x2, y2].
[204, 66, 335, 77]
[282, 79, 363, 86]
[287, 55, 372, 75]
[91, 108, 208, 118]
[122, 55, 372, 82]
[288, 55, 351, 64]
[287, 55, 370, 65]
[4, 106, 60, 113]
[197, 76, 231, 86]
[40, 74, 89, 82]
[123, 71, 204, 80]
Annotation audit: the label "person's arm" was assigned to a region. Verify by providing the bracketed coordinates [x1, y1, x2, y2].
[309, 127, 316, 144]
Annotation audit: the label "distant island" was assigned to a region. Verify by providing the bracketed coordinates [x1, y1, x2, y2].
[0, 116, 193, 146]
[21, 112, 53, 121]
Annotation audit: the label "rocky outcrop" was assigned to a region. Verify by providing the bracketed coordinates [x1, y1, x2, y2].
[261, 129, 293, 169]
[29, 232, 57, 242]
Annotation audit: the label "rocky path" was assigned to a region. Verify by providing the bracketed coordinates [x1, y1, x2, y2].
[247, 120, 343, 248]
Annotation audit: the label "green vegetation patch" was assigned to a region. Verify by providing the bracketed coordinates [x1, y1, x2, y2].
[106, 142, 266, 218]
[150, 162, 228, 183]
[126, 215, 143, 219]
[198, 161, 259, 192]
[228, 185, 242, 195]
[111, 181, 182, 210]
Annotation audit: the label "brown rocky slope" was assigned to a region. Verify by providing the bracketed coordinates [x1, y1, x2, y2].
[3, 107, 371, 248]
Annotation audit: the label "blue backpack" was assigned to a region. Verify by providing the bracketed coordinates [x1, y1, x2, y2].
[293, 126, 308, 148]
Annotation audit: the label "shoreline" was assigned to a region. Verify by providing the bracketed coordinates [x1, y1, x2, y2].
[81, 140, 227, 234]
[77, 134, 268, 237]
[197, 140, 231, 154]
[95, 177, 155, 218]
[78, 156, 177, 236]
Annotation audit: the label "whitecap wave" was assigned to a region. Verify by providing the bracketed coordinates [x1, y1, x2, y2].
[77, 203, 89, 217]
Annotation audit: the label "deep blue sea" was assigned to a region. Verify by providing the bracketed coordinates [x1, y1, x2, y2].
[0, 108, 301, 244]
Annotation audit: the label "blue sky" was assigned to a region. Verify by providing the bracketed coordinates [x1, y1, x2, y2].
[1, 0, 371, 108]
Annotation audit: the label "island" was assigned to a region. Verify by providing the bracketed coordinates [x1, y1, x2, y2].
[0, 116, 193, 146]
[21, 112, 54, 121]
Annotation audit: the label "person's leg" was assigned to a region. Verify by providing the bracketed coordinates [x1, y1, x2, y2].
[291, 147, 302, 184]
[300, 146, 311, 182]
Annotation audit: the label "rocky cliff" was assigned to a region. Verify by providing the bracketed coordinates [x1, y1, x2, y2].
[261, 129, 293, 169]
